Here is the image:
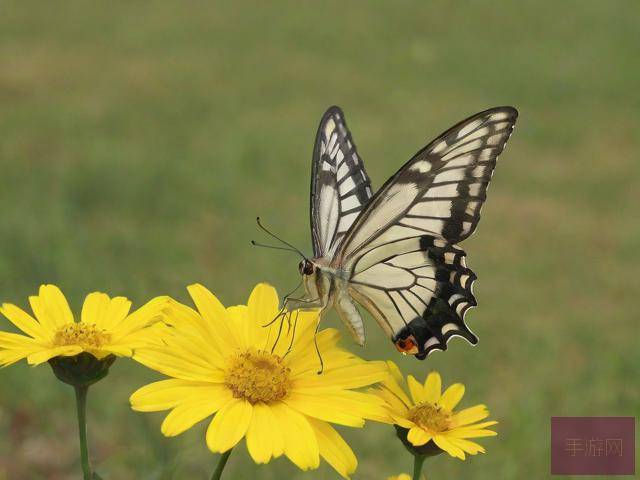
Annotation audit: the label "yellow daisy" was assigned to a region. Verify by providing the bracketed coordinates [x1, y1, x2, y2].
[0, 284, 167, 368]
[375, 362, 497, 460]
[130, 283, 388, 478]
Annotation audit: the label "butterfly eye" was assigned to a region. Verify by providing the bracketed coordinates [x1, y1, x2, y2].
[299, 260, 314, 275]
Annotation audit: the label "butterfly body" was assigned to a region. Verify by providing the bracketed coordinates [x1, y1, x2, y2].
[292, 105, 517, 360]
[292, 259, 367, 347]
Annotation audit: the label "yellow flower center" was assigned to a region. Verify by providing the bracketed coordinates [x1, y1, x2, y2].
[225, 350, 291, 404]
[408, 402, 452, 432]
[53, 323, 111, 349]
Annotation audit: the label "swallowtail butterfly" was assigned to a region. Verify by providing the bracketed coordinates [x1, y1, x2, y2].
[286, 106, 517, 360]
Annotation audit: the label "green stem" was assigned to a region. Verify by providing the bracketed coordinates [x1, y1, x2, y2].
[210, 449, 233, 480]
[75, 385, 92, 480]
[413, 454, 426, 480]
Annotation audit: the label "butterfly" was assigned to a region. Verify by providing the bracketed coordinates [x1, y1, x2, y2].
[278, 105, 518, 360]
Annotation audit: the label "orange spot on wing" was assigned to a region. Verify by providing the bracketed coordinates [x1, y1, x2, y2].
[394, 335, 419, 355]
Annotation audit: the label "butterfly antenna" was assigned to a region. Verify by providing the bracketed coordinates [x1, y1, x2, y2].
[250, 240, 300, 254]
[255, 217, 307, 260]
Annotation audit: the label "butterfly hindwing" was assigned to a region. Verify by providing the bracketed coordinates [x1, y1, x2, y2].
[348, 235, 477, 358]
[337, 106, 518, 358]
[310, 106, 373, 258]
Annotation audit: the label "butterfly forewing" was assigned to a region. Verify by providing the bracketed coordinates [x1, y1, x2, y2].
[336, 107, 518, 358]
[310, 106, 373, 258]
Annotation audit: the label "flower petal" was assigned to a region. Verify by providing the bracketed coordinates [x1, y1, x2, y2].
[38, 285, 74, 328]
[373, 387, 408, 420]
[206, 399, 253, 453]
[386, 361, 404, 386]
[248, 283, 279, 331]
[285, 390, 385, 427]
[391, 414, 415, 429]
[82, 293, 132, 331]
[133, 346, 224, 383]
[187, 284, 241, 349]
[407, 426, 432, 446]
[0, 349, 31, 367]
[407, 375, 426, 404]
[116, 322, 167, 351]
[81, 292, 110, 327]
[130, 379, 219, 411]
[99, 344, 132, 357]
[448, 428, 498, 439]
[112, 296, 168, 338]
[285, 327, 341, 374]
[160, 300, 228, 364]
[246, 402, 284, 464]
[0, 304, 47, 340]
[451, 404, 490, 427]
[439, 383, 465, 411]
[447, 437, 486, 455]
[308, 418, 357, 479]
[433, 434, 466, 460]
[270, 402, 320, 471]
[0, 331, 43, 366]
[379, 372, 412, 408]
[0, 331, 41, 349]
[226, 304, 251, 348]
[454, 420, 498, 431]
[26, 345, 82, 365]
[161, 385, 233, 437]
[293, 361, 388, 391]
[423, 371, 441, 403]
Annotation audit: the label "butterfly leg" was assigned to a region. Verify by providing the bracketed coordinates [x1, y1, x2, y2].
[275, 296, 328, 373]
[313, 305, 330, 375]
[282, 310, 300, 358]
[282, 296, 323, 311]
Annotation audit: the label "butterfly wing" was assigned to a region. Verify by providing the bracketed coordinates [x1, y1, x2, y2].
[310, 106, 373, 258]
[337, 107, 518, 359]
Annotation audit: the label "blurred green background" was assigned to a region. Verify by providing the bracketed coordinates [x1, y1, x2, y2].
[0, 1, 638, 479]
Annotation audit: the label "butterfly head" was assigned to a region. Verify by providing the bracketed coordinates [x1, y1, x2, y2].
[298, 259, 315, 276]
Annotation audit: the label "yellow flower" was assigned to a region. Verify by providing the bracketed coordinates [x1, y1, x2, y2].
[0, 284, 167, 367]
[375, 362, 497, 460]
[130, 283, 388, 478]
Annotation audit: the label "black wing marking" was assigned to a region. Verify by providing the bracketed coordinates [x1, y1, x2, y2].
[310, 106, 373, 258]
[338, 106, 518, 358]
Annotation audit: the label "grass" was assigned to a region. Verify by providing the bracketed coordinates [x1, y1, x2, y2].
[0, 1, 639, 478]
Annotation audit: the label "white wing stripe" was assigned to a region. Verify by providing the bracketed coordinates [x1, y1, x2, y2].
[409, 200, 453, 217]
[337, 212, 359, 233]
